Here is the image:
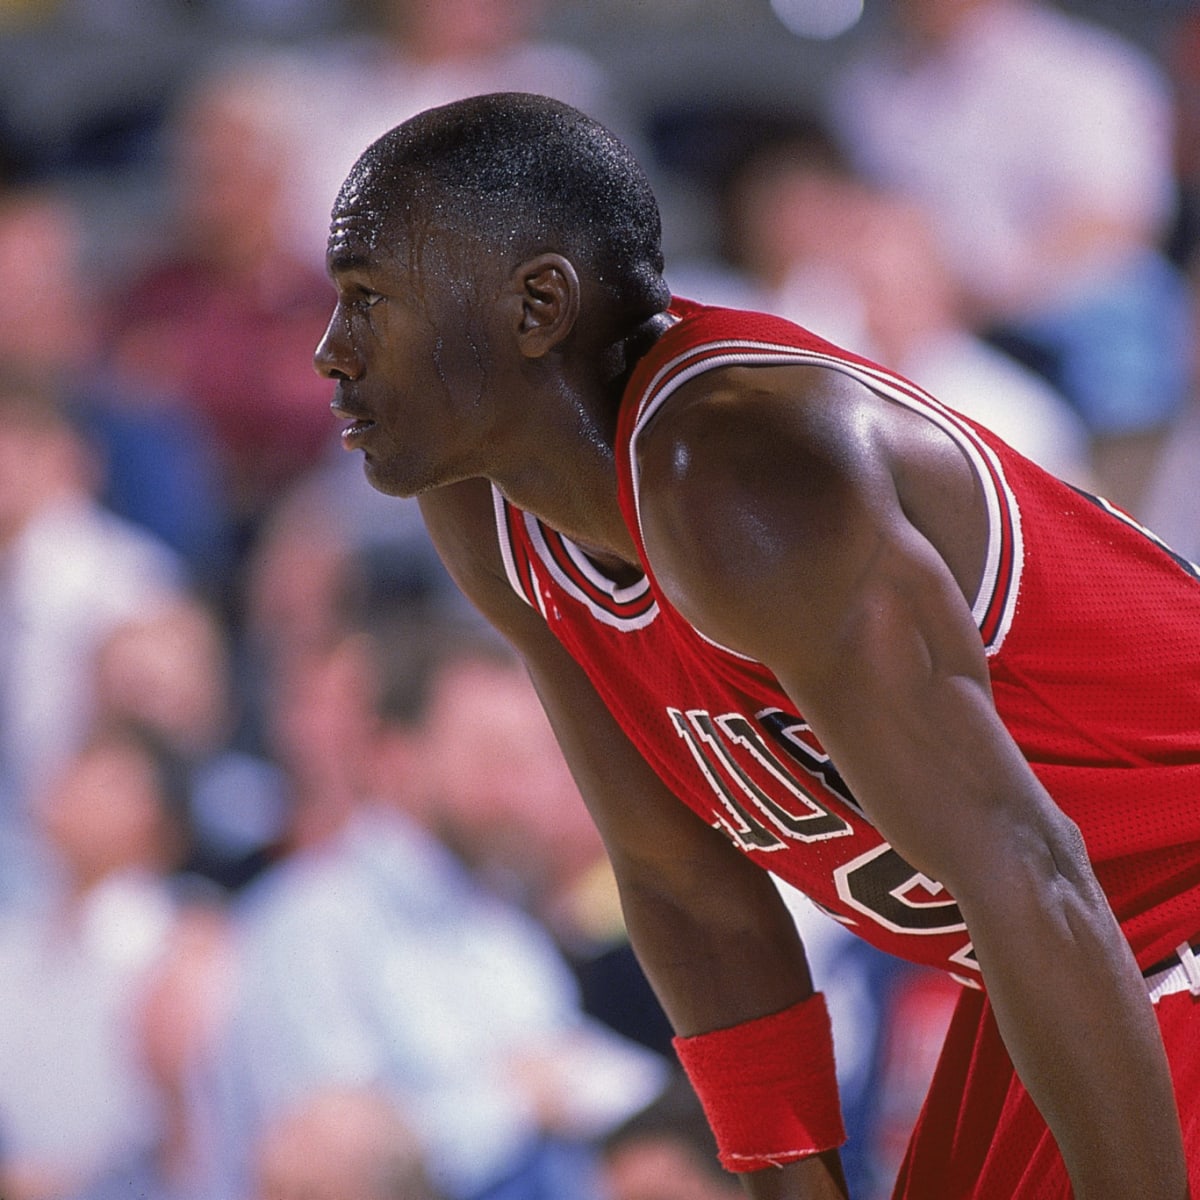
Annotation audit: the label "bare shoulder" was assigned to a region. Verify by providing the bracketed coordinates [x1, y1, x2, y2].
[635, 360, 986, 660]
[635, 363, 885, 649]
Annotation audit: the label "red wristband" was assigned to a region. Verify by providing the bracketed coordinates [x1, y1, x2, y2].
[672, 992, 846, 1172]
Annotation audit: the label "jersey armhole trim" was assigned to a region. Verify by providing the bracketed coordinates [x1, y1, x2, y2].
[626, 339, 1023, 656]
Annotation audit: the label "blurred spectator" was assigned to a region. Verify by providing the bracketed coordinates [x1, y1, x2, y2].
[198, 617, 665, 1200]
[0, 181, 230, 588]
[255, 0, 622, 263]
[103, 56, 335, 565]
[277, 446, 483, 624]
[414, 619, 674, 1058]
[93, 596, 288, 891]
[0, 366, 185, 898]
[0, 720, 227, 1200]
[829, 0, 1193, 512]
[250, 1085, 446, 1200]
[716, 135, 1092, 485]
[237, 458, 464, 696]
[1163, 7, 1200, 267]
[600, 1074, 741, 1200]
[417, 625, 610, 912]
[233, 455, 482, 775]
[237, 473, 366, 688]
[1142, 396, 1200, 569]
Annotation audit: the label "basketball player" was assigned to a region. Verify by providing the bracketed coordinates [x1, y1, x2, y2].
[314, 93, 1200, 1199]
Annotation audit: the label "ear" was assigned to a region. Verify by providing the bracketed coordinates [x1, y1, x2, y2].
[511, 253, 581, 359]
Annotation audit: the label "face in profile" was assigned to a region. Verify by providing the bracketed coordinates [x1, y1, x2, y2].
[316, 186, 510, 499]
[94, 601, 231, 757]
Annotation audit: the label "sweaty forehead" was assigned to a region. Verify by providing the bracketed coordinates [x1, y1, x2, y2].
[326, 165, 463, 276]
[326, 178, 403, 266]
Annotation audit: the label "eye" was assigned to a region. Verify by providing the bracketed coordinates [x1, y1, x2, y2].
[361, 290, 385, 309]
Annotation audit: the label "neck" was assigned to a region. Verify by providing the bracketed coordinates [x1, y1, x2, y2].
[490, 316, 671, 572]
[493, 417, 640, 570]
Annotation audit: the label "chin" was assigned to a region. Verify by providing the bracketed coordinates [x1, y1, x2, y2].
[362, 453, 438, 499]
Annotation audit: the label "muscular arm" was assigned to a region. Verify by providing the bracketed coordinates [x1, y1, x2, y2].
[637, 365, 1187, 1200]
[419, 479, 848, 1199]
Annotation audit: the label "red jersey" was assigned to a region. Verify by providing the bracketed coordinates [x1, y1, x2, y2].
[493, 300, 1200, 986]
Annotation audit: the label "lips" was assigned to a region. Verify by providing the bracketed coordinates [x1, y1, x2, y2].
[340, 417, 376, 450]
[331, 399, 376, 448]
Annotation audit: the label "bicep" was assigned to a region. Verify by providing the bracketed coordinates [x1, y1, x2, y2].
[777, 527, 1042, 890]
[638, 391, 1072, 899]
[784, 515, 1070, 895]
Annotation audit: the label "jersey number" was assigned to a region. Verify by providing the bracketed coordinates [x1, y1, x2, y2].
[669, 706, 978, 975]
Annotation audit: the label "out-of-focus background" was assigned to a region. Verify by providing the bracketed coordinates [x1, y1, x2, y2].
[0, 3, 1197, 1199]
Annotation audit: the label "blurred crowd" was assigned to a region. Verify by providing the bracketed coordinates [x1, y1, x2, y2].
[0, 0, 1198, 1197]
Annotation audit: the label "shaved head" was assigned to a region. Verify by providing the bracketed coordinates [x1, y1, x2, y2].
[331, 92, 670, 328]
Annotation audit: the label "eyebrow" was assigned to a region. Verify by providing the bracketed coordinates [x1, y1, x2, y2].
[328, 251, 374, 275]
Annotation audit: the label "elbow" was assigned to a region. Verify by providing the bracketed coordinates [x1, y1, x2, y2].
[954, 809, 1116, 965]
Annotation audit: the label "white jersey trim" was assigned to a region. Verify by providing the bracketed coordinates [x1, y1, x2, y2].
[491, 482, 659, 632]
[525, 519, 659, 631]
[492, 483, 532, 607]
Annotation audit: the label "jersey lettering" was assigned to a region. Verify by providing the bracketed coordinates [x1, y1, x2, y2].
[836, 845, 977, 978]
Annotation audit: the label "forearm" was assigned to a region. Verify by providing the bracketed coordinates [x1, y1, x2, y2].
[616, 848, 814, 1035]
[511, 620, 850, 1188]
[618, 862, 849, 1195]
[590, 849, 855, 1192]
[784, 649, 1186, 1195]
[963, 852, 1186, 1200]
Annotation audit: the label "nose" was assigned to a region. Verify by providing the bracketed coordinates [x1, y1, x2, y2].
[313, 307, 360, 381]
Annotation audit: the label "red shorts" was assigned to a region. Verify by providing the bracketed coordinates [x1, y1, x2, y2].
[892, 981, 1200, 1198]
